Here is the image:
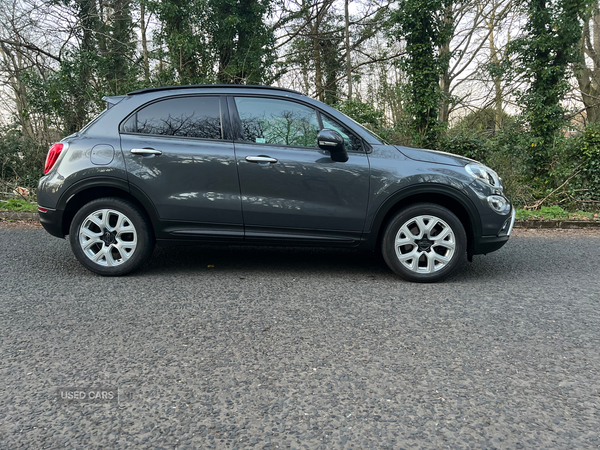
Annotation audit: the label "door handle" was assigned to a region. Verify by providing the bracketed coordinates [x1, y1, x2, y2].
[131, 148, 162, 155]
[245, 155, 278, 164]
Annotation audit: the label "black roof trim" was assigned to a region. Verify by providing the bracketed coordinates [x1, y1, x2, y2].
[127, 84, 305, 96]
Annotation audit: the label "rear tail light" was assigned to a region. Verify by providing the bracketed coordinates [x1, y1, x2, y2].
[44, 143, 65, 174]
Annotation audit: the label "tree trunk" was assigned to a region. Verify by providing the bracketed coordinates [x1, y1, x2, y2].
[577, 8, 600, 124]
[140, 0, 150, 82]
[488, 26, 504, 131]
[313, 19, 323, 101]
[438, 3, 453, 124]
[345, 0, 352, 98]
[438, 52, 450, 123]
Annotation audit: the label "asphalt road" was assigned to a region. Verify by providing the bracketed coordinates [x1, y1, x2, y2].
[1, 226, 599, 449]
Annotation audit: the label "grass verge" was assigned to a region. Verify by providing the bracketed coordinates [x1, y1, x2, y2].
[0, 198, 37, 212]
[516, 206, 599, 221]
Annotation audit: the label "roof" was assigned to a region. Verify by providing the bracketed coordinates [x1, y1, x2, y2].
[127, 84, 305, 96]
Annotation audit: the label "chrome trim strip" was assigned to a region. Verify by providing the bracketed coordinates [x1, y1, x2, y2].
[507, 208, 516, 236]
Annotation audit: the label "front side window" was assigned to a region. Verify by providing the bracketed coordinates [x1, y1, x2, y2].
[234, 97, 319, 148]
[321, 115, 363, 153]
[123, 96, 222, 140]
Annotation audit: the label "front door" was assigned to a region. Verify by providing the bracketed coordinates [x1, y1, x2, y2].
[230, 96, 370, 244]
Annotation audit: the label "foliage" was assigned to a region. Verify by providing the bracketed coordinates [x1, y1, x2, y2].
[337, 99, 385, 127]
[439, 119, 536, 206]
[148, 0, 210, 84]
[284, 8, 347, 105]
[508, 0, 590, 178]
[21, 0, 142, 134]
[22, 51, 106, 135]
[439, 131, 486, 162]
[439, 121, 600, 210]
[209, 0, 276, 84]
[456, 108, 515, 136]
[0, 125, 45, 189]
[578, 122, 600, 199]
[0, 198, 37, 212]
[389, 0, 454, 149]
[515, 206, 598, 219]
[149, 0, 276, 85]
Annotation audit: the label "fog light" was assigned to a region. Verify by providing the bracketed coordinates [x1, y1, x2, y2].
[487, 195, 510, 214]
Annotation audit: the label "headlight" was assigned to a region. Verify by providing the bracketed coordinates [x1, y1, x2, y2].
[487, 195, 511, 214]
[465, 163, 501, 188]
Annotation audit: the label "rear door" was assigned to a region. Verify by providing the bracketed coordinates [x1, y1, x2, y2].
[120, 95, 243, 239]
[230, 96, 370, 245]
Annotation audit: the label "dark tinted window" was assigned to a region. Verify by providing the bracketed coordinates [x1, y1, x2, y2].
[234, 97, 319, 147]
[123, 96, 222, 139]
[321, 115, 363, 152]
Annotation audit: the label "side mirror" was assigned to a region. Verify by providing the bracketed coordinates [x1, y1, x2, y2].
[317, 129, 348, 162]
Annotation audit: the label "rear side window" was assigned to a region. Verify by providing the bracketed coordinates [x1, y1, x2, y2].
[122, 96, 222, 140]
[234, 97, 319, 148]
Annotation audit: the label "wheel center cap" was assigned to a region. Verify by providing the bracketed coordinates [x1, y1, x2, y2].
[416, 237, 433, 252]
[102, 230, 116, 245]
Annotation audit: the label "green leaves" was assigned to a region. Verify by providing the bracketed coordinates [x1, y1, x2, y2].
[581, 122, 600, 197]
[0, 124, 45, 189]
[388, 0, 454, 148]
[149, 0, 275, 85]
[337, 100, 385, 127]
[508, 0, 591, 179]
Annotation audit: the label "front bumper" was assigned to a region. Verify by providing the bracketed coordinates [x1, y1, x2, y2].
[473, 207, 515, 255]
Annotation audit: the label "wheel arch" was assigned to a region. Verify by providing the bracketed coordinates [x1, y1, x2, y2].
[366, 184, 481, 259]
[58, 178, 159, 238]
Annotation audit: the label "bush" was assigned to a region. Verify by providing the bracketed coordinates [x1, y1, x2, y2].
[0, 124, 46, 190]
[438, 123, 535, 207]
[484, 128, 536, 207]
[580, 123, 600, 201]
[439, 131, 486, 162]
[336, 99, 385, 127]
[457, 107, 515, 136]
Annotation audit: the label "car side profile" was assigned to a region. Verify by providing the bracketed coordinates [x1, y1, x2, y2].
[38, 85, 515, 282]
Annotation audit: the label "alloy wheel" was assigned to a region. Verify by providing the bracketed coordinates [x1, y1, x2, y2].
[394, 215, 456, 274]
[79, 209, 138, 267]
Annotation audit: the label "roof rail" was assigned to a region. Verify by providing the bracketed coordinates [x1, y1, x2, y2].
[127, 84, 305, 96]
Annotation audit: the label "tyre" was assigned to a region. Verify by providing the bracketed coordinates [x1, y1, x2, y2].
[381, 203, 467, 282]
[69, 198, 154, 276]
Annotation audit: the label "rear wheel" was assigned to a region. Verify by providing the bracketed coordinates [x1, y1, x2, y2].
[69, 198, 154, 276]
[382, 203, 467, 282]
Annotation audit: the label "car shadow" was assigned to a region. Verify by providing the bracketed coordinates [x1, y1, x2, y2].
[140, 243, 520, 283]
[142, 244, 393, 278]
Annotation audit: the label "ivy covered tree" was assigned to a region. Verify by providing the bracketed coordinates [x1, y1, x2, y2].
[209, 0, 276, 84]
[149, 0, 275, 85]
[148, 0, 211, 84]
[389, 0, 454, 148]
[510, 0, 590, 178]
[21, 0, 140, 134]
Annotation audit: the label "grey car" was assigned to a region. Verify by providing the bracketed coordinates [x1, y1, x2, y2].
[38, 85, 515, 282]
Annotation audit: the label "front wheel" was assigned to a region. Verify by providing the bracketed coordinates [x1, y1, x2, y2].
[381, 203, 467, 282]
[69, 198, 154, 276]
